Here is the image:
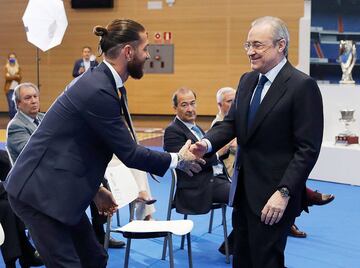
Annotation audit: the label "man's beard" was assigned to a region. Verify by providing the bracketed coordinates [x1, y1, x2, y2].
[128, 56, 144, 79]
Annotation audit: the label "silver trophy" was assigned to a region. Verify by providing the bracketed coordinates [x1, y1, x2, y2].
[339, 40, 356, 84]
[336, 109, 359, 144]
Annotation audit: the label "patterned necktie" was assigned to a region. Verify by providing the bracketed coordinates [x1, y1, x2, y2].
[247, 75, 268, 128]
[33, 118, 39, 126]
[191, 125, 204, 140]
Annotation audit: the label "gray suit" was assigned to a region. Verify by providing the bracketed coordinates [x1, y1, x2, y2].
[6, 111, 45, 164]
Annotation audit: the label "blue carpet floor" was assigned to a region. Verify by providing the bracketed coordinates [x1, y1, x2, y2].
[1, 145, 360, 267]
[104, 173, 360, 268]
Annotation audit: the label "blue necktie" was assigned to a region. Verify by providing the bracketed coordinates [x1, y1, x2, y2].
[33, 117, 39, 126]
[191, 125, 204, 139]
[247, 75, 268, 128]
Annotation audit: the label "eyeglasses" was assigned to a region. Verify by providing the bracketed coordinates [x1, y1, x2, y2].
[243, 39, 283, 52]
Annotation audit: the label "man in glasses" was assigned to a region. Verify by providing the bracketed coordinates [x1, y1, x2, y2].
[192, 16, 323, 268]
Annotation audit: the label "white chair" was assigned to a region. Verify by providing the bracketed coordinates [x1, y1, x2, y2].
[162, 169, 230, 263]
[104, 161, 194, 268]
[0, 223, 4, 246]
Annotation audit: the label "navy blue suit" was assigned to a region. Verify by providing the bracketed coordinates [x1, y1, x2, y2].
[164, 118, 230, 215]
[5, 62, 171, 267]
[72, 59, 98, 78]
[205, 62, 323, 267]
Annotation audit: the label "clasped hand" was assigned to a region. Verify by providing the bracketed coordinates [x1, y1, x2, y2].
[93, 187, 118, 216]
[177, 140, 206, 176]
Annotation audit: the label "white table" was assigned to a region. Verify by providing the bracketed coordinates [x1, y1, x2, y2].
[309, 84, 360, 186]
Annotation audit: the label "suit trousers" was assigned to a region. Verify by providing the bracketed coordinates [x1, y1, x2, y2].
[232, 179, 293, 268]
[0, 199, 22, 262]
[9, 195, 108, 268]
[90, 201, 107, 244]
[212, 174, 231, 204]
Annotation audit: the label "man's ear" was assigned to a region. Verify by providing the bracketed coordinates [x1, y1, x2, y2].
[123, 45, 133, 61]
[278, 39, 286, 53]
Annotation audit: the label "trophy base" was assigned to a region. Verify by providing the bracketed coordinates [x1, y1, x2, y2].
[339, 80, 355, 84]
[335, 135, 359, 145]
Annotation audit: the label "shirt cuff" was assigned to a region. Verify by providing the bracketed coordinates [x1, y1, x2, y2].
[203, 139, 212, 153]
[169, 153, 178, 169]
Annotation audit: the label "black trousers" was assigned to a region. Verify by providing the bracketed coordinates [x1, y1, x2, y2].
[232, 183, 293, 268]
[9, 195, 108, 268]
[90, 201, 107, 244]
[0, 199, 22, 263]
[212, 175, 231, 204]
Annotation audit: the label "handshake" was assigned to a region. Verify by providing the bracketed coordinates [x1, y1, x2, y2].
[176, 140, 209, 176]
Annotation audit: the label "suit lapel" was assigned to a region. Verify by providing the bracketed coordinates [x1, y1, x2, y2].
[238, 73, 259, 142]
[16, 112, 37, 133]
[246, 62, 292, 140]
[174, 118, 200, 142]
[97, 63, 119, 99]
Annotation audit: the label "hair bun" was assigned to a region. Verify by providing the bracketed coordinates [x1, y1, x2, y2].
[93, 26, 108, 37]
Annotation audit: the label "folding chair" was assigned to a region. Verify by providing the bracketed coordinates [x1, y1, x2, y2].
[162, 169, 230, 264]
[104, 161, 194, 268]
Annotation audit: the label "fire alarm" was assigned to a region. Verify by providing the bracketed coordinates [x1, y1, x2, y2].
[154, 32, 162, 43]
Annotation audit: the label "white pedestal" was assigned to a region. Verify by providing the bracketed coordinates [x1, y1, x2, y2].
[319, 84, 360, 142]
[310, 84, 360, 186]
[310, 142, 360, 186]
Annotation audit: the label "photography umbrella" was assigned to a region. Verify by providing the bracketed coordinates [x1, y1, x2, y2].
[22, 0, 68, 88]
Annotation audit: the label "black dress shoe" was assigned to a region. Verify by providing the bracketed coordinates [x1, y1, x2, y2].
[307, 191, 335, 206]
[218, 231, 234, 255]
[289, 224, 307, 238]
[218, 241, 234, 255]
[109, 237, 125, 248]
[19, 251, 43, 268]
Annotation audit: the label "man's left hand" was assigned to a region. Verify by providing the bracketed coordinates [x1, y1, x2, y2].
[260, 190, 289, 225]
[93, 187, 118, 216]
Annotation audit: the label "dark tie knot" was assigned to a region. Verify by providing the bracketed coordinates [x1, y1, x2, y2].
[33, 118, 39, 126]
[118, 86, 126, 96]
[258, 75, 268, 86]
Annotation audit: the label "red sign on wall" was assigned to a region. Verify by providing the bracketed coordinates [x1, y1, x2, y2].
[163, 32, 172, 43]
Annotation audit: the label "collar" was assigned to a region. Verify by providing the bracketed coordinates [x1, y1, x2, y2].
[19, 111, 37, 124]
[261, 57, 287, 83]
[176, 116, 196, 131]
[103, 59, 124, 88]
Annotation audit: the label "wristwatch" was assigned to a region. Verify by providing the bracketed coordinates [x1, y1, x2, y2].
[176, 153, 185, 170]
[279, 187, 290, 198]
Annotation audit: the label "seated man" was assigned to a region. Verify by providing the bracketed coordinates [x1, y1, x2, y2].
[6, 82, 124, 248]
[211, 87, 237, 177]
[163, 87, 233, 253]
[0, 150, 43, 268]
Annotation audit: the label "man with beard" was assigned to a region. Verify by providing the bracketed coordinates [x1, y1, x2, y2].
[4, 19, 203, 268]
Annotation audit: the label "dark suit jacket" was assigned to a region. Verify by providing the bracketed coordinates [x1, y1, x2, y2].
[5, 62, 171, 225]
[72, 59, 99, 78]
[206, 62, 323, 220]
[163, 118, 227, 214]
[0, 150, 11, 198]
